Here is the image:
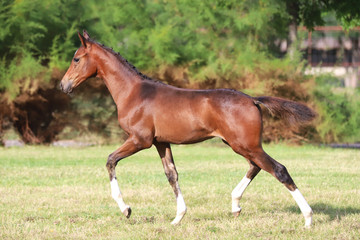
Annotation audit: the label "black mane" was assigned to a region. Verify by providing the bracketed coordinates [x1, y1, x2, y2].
[89, 38, 153, 81]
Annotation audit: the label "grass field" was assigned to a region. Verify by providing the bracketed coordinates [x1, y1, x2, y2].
[0, 142, 359, 239]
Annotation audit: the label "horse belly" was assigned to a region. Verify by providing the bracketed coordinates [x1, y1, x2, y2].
[154, 115, 213, 144]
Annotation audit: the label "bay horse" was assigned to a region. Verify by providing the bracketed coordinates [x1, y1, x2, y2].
[60, 31, 315, 227]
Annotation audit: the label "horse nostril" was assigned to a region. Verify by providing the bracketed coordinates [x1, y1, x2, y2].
[60, 82, 63, 91]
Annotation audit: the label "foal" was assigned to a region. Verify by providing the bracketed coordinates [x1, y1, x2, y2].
[60, 31, 315, 227]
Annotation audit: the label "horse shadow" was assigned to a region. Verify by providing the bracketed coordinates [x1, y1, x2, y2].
[286, 202, 360, 221]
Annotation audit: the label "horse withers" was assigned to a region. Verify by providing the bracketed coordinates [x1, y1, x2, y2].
[60, 30, 315, 227]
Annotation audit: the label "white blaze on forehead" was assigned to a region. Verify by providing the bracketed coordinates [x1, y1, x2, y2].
[73, 49, 78, 57]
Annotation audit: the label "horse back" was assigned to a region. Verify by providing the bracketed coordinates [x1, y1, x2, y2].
[147, 83, 261, 145]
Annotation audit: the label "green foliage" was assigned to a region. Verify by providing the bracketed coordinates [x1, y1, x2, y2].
[313, 75, 360, 143]
[284, 0, 360, 30]
[71, 89, 120, 142]
[92, 0, 290, 83]
[0, 0, 94, 94]
[296, 0, 326, 29]
[0, 0, 307, 93]
[1, 0, 359, 144]
[49, 23, 79, 71]
[327, 0, 360, 29]
[0, 50, 45, 98]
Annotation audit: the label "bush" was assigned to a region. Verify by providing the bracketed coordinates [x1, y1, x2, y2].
[0, 0, 99, 143]
[1, 0, 357, 145]
[313, 75, 360, 143]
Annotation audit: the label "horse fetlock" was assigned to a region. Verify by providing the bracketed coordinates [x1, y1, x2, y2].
[231, 190, 242, 200]
[305, 209, 313, 218]
[177, 206, 187, 216]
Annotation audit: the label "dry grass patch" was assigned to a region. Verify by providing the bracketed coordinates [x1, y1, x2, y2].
[0, 143, 359, 239]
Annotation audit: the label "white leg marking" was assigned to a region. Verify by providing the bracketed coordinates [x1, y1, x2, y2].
[231, 176, 251, 213]
[110, 178, 129, 213]
[290, 189, 313, 227]
[171, 192, 187, 225]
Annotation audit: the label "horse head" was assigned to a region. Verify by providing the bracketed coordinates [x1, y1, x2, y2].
[60, 30, 97, 93]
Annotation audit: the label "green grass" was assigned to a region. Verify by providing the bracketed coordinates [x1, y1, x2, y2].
[0, 142, 359, 239]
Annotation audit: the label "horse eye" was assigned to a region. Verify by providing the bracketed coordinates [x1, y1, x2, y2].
[73, 58, 80, 63]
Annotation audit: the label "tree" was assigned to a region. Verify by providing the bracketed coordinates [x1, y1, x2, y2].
[0, 0, 90, 143]
[3, 0, 357, 144]
[0, 0, 313, 144]
[284, 0, 360, 58]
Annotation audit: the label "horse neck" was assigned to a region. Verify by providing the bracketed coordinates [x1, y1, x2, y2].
[93, 46, 142, 107]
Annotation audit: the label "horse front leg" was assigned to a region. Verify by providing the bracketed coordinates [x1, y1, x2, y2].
[106, 136, 145, 218]
[154, 141, 187, 225]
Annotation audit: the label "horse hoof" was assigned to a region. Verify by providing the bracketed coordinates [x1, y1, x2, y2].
[304, 215, 312, 228]
[122, 207, 132, 218]
[232, 209, 241, 218]
[171, 211, 186, 225]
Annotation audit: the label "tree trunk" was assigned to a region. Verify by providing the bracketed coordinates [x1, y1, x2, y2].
[288, 21, 298, 59]
[286, 1, 300, 60]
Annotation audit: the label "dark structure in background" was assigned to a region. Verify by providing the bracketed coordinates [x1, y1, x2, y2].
[305, 26, 360, 88]
[278, 26, 360, 88]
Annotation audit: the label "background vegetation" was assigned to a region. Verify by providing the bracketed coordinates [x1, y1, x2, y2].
[1, 0, 360, 144]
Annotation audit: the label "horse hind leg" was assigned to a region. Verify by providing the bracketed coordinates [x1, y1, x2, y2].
[248, 149, 313, 227]
[154, 141, 187, 225]
[231, 162, 260, 217]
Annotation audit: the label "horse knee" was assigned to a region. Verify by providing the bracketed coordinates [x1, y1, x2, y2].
[106, 153, 116, 167]
[106, 154, 119, 180]
[274, 164, 294, 185]
[106, 160, 114, 171]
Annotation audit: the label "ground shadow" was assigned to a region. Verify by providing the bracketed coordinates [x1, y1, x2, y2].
[286, 202, 360, 221]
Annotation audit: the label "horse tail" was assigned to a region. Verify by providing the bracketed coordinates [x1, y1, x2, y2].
[253, 96, 316, 127]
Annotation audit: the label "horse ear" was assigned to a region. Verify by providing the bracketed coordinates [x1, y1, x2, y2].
[83, 29, 90, 40]
[77, 31, 87, 48]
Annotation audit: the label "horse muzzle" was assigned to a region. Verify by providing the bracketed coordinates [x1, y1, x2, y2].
[60, 79, 74, 94]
